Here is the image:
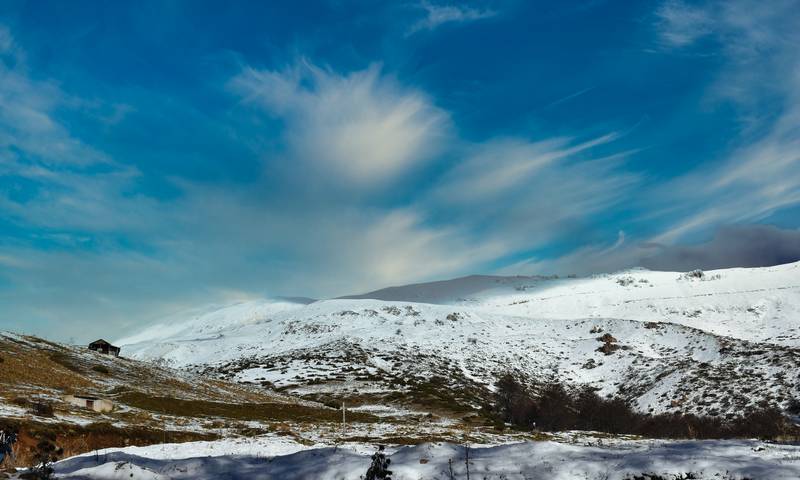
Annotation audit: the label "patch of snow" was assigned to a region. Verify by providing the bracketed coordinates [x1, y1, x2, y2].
[52, 438, 800, 480]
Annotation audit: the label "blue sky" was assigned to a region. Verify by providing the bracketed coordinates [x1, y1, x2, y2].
[1, 0, 799, 341]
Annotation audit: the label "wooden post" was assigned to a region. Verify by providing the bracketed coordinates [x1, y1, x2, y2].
[465, 444, 471, 480]
[341, 401, 346, 438]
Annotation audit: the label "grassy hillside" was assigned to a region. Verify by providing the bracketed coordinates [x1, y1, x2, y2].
[0, 333, 377, 469]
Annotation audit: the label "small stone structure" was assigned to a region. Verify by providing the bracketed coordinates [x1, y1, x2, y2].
[64, 395, 114, 413]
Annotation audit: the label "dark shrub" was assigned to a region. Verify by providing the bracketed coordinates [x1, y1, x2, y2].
[495, 374, 538, 428]
[91, 365, 110, 375]
[731, 406, 789, 439]
[492, 375, 794, 440]
[597, 333, 617, 343]
[534, 382, 577, 431]
[19, 435, 61, 480]
[30, 402, 54, 418]
[596, 343, 620, 355]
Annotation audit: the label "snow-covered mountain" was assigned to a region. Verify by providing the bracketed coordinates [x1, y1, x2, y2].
[345, 262, 800, 346]
[118, 262, 800, 418]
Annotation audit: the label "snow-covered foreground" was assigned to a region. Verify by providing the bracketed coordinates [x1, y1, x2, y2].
[51, 437, 800, 480]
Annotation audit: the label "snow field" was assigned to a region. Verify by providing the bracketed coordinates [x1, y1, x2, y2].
[52, 438, 800, 480]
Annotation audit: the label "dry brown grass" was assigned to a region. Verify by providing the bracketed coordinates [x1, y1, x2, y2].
[0, 417, 215, 471]
[118, 391, 379, 424]
[0, 338, 94, 394]
[0, 334, 302, 407]
[1, 333, 356, 443]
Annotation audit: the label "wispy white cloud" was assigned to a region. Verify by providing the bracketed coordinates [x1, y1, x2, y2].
[230, 61, 449, 188]
[652, 103, 800, 245]
[0, 24, 153, 242]
[408, 1, 497, 34]
[545, 87, 596, 109]
[499, 230, 641, 277]
[431, 133, 623, 203]
[655, 0, 714, 47]
[0, 30, 112, 169]
[222, 59, 638, 299]
[420, 134, 639, 266]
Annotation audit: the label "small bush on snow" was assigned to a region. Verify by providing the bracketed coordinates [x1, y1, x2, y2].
[679, 270, 722, 282]
[616, 276, 636, 287]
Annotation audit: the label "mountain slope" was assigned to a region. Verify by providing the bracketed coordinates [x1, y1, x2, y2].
[343, 262, 800, 346]
[118, 263, 800, 420]
[117, 298, 309, 346]
[469, 263, 800, 347]
[338, 274, 539, 304]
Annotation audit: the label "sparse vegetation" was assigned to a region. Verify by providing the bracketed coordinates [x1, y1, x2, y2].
[679, 270, 722, 282]
[118, 392, 379, 424]
[46, 352, 81, 373]
[492, 375, 797, 440]
[616, 276, 636, 287]
[596, 333, 619, 355]
[29, 402, 54, 418]
[597, 333, 617, 343]
[788, 398, 800, 415]
[19, 435, 60, 480]
[1, 333, 397, 466]
[0, 417, 215, 470]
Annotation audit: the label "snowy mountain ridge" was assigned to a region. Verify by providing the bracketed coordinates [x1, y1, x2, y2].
[118, 262, 800, 419]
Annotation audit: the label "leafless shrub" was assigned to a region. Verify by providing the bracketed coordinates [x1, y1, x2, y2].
[30, 402, 54, 418]
[492, 376, 795, 439]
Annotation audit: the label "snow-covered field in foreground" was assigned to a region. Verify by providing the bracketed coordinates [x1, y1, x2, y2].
[50, 437, 800, 480]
